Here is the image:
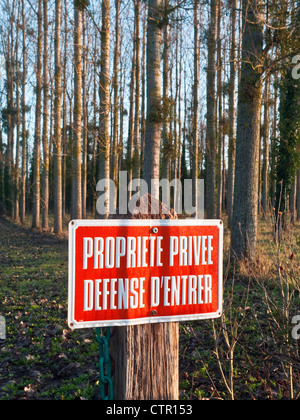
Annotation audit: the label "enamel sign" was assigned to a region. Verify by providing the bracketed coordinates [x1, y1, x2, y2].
[68, 219, 223, 329]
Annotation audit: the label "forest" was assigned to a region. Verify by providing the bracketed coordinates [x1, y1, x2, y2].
[0, 0, 300, 401]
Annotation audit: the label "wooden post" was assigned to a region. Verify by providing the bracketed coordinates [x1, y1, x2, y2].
[110, 194, 179, 400]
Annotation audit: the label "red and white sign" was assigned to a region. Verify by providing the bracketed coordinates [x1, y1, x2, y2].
[68, 219, 223, 329]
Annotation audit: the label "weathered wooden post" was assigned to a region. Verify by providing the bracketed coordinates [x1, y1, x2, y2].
[110, 194, 179, 400]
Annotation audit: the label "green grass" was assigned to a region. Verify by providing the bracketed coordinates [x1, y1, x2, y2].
[0, 217, 99, 400]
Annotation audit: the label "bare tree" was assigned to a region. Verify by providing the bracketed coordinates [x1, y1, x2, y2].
[161, 0, 170, 185]
[32, 0, 43, 229]
[227, 0, 237, 227]
[112, 0, 120, 191]
[262, 77, 270, 218]
[206, 0, 218, 219]
[98, 0, 110, 219]
[133, 0, 141, 180]
[297, 169, 300, 222]
[20, 0, 27, 224]
[42, 0, 49, 230]
[54, 0, 63, 233]
[193, 0, 200, 217]
[72, 0, 83, 220]
[231, 0, 264, 260]
[14, 3, 21, 223]
[82, 12, 88, 219]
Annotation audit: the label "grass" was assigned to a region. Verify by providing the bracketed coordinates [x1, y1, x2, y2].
[0, 217, 99, 400]
[180, 216, 300, 400]
[0, 214, 300, 400]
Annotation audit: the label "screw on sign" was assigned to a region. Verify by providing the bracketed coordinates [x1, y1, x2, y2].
[0, 316, 6, 340]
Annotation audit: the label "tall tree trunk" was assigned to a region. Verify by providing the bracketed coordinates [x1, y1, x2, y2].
[297, 169, 300, 222]
[269, 73, 278, 209]
[54, 0, 63, 233]
[140, 6, 147, 175]
[92, 32, 98, 211]
[133, 0, 141, 180]
[32, 0, 43, 229]
[127, 30, 136, 196]
[175, 13, 183, 203]
[290, 177, 296, 224]
[193, 0, 200, 217]
[20, 0, 27, 224]
[62, 0, 68, 220]
[206, 0, 218, 219]
[144, 0, 163, 200]
[275, 2, 300, 230]
[227, 0, 237, 228]
[162, 0, 170, 184]
[0, 114, 3, 210]
[98, 0, 110, 218]
[82, 13, 87, 219]
[5, 11, 15, 217]
[262, 77, 270, 218]
[14, 10, 21, 223]
[119, 65, 125, 172]
[112, 0, 120, 191]
[231, 0, 264, 260]
[257, 121, 262, 214]
[216, 0, 222, 219]
[42, 0, 49, 230]
[72, 2, 83, 220]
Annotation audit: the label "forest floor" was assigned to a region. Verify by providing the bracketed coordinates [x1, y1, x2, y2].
[0, 215, 300, 400]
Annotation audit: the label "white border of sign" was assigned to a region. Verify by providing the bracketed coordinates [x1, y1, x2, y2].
[68, 219, 223, 329]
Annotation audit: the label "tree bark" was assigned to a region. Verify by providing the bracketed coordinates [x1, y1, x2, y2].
[144, 0, 163, 200]
[32, 0, 43, 229]
[98, 0, 110, 219]
[227, 0, 237, 228]
[231, 0, 264, 260]
[5, 10, 15, 217]
[112, 0, 120, 192]
[72, 2, 83, 220]
[216, 0, 222, 219]
[0, 115, 3, 210]
[297, 169, 300, 222]
[193, 0, 200, 218]
[110, 322, 179, 400]
[133, 0, 141, 180]
[127, 25, 136, 196]
[206, 0, 218, 219]
[42, 0, 49, 230]
[141, 6, 147, 174]
[54, 0, 63, 233]
[14, 11, 21, 223]
[161, 0, 170, 185]
[20, 0, 27, 224]
[290, 177, 296, 224]
[82, 13, 88, 219]
[62, 0, 68, 220]
[262, 77, 270, 218]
